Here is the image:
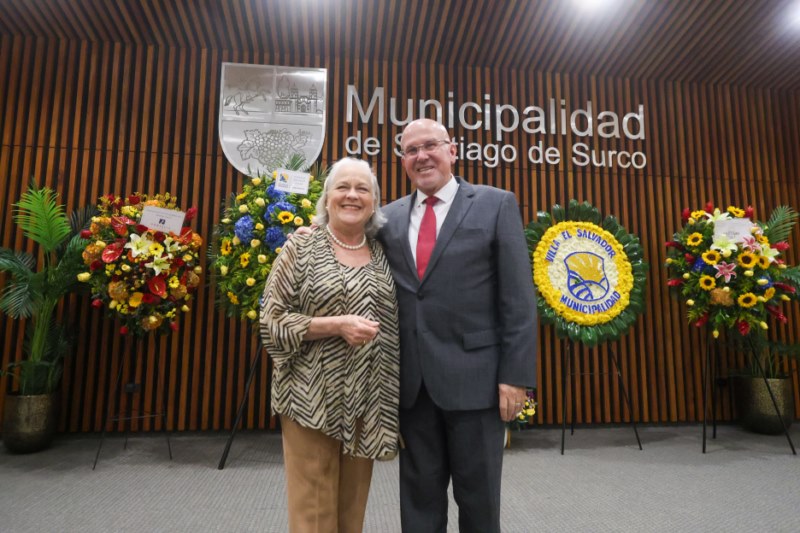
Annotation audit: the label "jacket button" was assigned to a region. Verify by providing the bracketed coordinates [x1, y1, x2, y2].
[417, 293, 424, 300]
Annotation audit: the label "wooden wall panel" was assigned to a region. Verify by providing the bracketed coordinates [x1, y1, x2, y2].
[1, 31, 798, 433]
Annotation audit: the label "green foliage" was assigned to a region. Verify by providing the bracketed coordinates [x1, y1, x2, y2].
[0, 182, 93, 394]
[13, 185, 72, 254]
[726, 328, 800, 379]
[779, 265, 800, 287]
[762, 205, 798, 244]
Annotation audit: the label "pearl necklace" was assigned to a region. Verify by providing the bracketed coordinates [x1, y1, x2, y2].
[326, 225, 367, 250]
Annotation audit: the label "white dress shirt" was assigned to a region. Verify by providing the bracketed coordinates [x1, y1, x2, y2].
[408, 175, 459, 264]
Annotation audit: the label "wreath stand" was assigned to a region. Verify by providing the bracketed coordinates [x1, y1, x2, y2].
[701, 331, 796, 454]
[92, 336, 172, 469]
[217, 339, 266, 470]
[561, 338, 643, 455]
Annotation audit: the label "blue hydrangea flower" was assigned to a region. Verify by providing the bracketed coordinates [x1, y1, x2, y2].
[234, 215, 255, 243]
[266, 201, 296, 219]
[266, 183, 288, 201]
[265, 227, 287, 251]
[692, 257, 707, 272]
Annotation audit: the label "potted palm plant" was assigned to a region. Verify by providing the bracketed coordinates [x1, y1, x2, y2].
[729, 332, 800, 434]
[0, 183, 92, 452]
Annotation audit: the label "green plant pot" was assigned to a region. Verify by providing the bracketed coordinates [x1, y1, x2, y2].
[2, 392, 58, 453]
[734, 377, 795, 435]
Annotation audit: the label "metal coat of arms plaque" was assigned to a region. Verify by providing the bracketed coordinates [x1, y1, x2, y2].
[219, 63, 327, 176]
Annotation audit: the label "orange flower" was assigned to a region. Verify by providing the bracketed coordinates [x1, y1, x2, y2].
[128, 292, 144, 308]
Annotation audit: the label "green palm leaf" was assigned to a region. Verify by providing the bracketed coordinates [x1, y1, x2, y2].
[763, 205, 798, 244]
[0, 248, 35, 275]
[285, 153, 308, 171]
[779, 265, 800, 288]
[49, 234, 90, 298]
[306, 159, 330, 183]
[68, 204, 98, 233]
[13, 184, 72, 253]
[0, 249, 36, 318]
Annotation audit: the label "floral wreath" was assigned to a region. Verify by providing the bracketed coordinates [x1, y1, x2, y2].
[525, 200, 647, 346]
[78, 193, 202, 336]
[664, 202, 800, 338]
[211, 161, 324, 321]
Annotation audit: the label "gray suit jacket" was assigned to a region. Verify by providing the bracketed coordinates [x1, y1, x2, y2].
[380, 177, 538, 410]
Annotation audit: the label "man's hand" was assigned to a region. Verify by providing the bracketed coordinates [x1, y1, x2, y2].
[498, 383, 528, 422]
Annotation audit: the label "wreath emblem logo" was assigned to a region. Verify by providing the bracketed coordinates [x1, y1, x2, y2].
[565, 252, 610, 302]
[526, 201, 647, 346]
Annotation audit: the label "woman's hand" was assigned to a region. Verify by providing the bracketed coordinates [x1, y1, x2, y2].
[338, 315, 380, 347]
[304, 314, 380, 346]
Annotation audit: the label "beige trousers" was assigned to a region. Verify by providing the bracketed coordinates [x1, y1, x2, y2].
[280, 415, 374, 533]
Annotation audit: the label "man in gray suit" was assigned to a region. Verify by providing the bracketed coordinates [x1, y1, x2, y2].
[380, 118, 538, 533]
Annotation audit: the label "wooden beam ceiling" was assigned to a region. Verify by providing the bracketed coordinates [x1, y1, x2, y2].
[1, 0, 799, 89]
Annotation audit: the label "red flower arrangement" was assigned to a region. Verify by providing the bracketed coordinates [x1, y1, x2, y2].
[78, 193, 203, 336]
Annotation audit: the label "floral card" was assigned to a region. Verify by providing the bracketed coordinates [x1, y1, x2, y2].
[713, 218, 754, 243]
[140, 206, 186, 234]
[273, 168, 311, 194]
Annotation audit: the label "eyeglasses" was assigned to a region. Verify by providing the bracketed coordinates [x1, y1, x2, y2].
[400, 139, 451, 158]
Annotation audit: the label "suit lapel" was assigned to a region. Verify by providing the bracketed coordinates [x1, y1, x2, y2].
[391, 195, 418, 277]
[420, 177, 474, 284]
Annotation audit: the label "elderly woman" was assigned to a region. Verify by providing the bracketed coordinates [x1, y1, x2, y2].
[259, 157, 399, 533]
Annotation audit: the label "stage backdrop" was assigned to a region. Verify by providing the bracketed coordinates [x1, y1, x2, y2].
[1, 0, 798, 433]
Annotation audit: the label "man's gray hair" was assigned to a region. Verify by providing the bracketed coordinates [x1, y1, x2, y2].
[312, 157, 387, 237]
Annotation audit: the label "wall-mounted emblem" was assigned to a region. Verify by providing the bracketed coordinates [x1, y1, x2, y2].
[219, 63, 327, 175]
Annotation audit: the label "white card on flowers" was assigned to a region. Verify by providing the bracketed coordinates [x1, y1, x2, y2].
[140, 206, 185, 234]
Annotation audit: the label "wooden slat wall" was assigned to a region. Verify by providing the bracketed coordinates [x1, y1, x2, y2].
[1, 33, 798, 432]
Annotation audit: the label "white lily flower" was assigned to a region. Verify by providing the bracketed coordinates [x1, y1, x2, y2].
[124, 233, 154, 258]
[760, 246, 780, 263]
[145, 255, 171, 276]
[710, 235, 737, 255]
[162, 236, 181, 256]
[705, 208, 731, 223]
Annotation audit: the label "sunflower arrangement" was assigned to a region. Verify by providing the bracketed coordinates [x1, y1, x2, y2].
[211, 161, 325, 321]
[664, 202, 800, 338]
[77, 193, 203, 336]
[526, 200, 648, 346]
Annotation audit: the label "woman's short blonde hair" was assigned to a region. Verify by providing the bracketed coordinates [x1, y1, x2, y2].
[312, 157, 387, 237]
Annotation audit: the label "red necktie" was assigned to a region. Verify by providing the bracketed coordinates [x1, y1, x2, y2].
[416, 196, 439, 279]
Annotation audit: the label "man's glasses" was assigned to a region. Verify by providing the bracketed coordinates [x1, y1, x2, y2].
[400, 139, 451, 158]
